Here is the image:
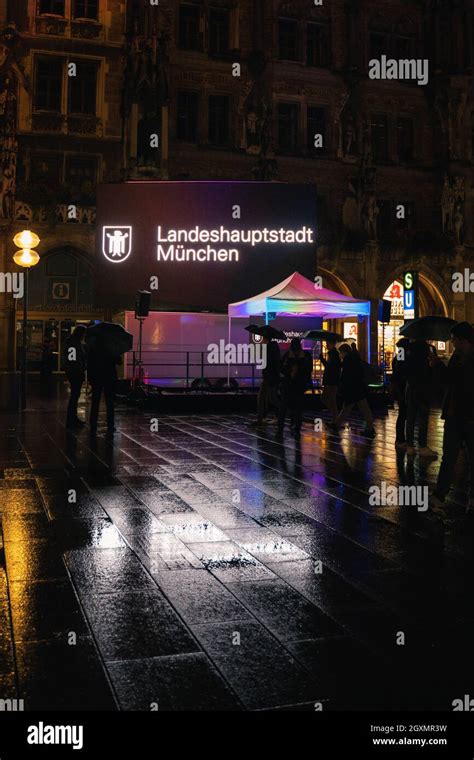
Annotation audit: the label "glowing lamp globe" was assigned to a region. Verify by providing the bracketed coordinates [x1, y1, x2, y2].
[13, 249, 40, 268]
[13, 230, 40, 249]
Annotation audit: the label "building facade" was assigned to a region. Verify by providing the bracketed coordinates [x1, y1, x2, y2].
[1, 0, 473, 372]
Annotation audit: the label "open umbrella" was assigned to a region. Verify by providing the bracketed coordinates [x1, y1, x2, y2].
[245, 324, 286, 340]
[85, 322, 133, 356]
[303, 329, 342, 342]
[399, 316, 457, 342]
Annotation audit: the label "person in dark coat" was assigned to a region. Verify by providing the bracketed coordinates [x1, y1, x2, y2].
[405, 339, 437, 457]
[277, 337, 312, 437]
[88, 337, 122, 437]
[333, 343, 375, 436]
[63, 325, 87, 429]
[251, 337, 281, 426]
[320, 339, 341, 422]
[390, 337, 410, 450]
[431, 321, 474, 514]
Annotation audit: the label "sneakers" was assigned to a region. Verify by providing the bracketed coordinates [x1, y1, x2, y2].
[418, 446, 438, 459]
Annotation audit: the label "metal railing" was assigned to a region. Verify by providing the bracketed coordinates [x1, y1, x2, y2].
[128, 349, 259, 391]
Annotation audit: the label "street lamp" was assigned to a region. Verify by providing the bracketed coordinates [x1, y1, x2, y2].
[12, 230, 40, 410]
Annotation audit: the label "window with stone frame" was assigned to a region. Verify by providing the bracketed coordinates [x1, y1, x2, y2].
[278, 18, 299, 61]
[307, 106, 327, 155]
[30, 153, 63, 184]
[392, 33, 414, 59]
[396, 117, 414, 162]
[179, 3, 201, 50]
[371, 113, 388, 163]
[38, 0, 65, 15]
[369, 31, 389, 60]
[64, 155, 98, 186]
[307, 22, 330, 68]
[208, 95, 230, 145]
[208, 7, 230, 56]
[73, 0, 99, 20]
[34, 57, 63, 112]
[176, 90, 199, 142]
[68, 61, 98, 115]
[278, 102, 300, 154]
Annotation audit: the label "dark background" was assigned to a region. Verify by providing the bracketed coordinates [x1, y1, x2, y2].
[96, 181, 317, 312]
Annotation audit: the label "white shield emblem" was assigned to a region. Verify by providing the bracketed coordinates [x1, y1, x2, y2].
[102, 226, 132, 263]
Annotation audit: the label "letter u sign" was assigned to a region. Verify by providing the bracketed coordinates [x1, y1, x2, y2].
[404, 290, 414, 309]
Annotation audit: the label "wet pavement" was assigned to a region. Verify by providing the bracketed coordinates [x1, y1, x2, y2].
[1, 392, 474, 711]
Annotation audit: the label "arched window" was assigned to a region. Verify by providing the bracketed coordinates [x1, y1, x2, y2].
[28, 248, 94, 310]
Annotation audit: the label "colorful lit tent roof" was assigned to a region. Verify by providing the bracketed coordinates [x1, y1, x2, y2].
[228, 271, 371, 319]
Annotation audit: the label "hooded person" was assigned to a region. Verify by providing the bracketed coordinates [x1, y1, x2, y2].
[431, 321, 474, 515]
[62, 325, 87, 429]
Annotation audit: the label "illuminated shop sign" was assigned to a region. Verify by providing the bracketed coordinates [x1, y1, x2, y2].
[96, 182, 317, 311]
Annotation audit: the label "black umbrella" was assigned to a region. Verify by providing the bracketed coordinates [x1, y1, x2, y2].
[303, 329, 342, 342]
[399, 316, 457, 342]
[245, 324, 286, 340]
[85, 322, 133, 356]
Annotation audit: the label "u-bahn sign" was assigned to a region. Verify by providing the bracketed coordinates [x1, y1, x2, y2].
[403, 270, 419, 320]
[95, 181, 317, 311]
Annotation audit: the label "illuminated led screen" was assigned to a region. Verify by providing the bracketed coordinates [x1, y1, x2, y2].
[96, 181, 317, 311]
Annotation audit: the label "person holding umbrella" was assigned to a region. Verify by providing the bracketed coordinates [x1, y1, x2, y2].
[248, 325, 282, 427]
[332, 343, 376, 437]
[277, 337, 313, 437]
[404, 340, 437, 458]
[431, 321, 474, 515]
[86, 322, 133, 437]
[63, 324, 87, 429]
[390, 337, 411, 450]
[320, 338, 341, 422]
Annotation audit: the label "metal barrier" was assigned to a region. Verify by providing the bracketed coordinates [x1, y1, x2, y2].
[128, 349, 258, 391]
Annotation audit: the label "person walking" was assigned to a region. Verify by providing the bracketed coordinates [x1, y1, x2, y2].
[320, 339, 341, 422]
[277, 337, 312, 437]
[390, 337, 410, 450]
[405, 340, 437, 458]
[332, 343, 376, 437]
[431, 322, 474, 514]
[88, 336, 122, 437]
[251, 337, 281, 426]
[63, 325, 87, 429]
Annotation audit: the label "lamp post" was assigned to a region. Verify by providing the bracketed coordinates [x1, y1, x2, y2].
[12, 230, 40, 411]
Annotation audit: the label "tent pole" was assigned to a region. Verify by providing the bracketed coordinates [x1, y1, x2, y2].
[227, 314, 231, 385]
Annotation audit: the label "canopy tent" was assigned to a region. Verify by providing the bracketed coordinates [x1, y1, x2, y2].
[226, 272, 372, 382]
[228, 271, 371, 319]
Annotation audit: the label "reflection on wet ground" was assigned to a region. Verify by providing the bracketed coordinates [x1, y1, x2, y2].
[1, 398, 474, 711]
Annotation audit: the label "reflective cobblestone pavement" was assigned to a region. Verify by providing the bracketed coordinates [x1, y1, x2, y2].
[1, 397, 474, 711]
